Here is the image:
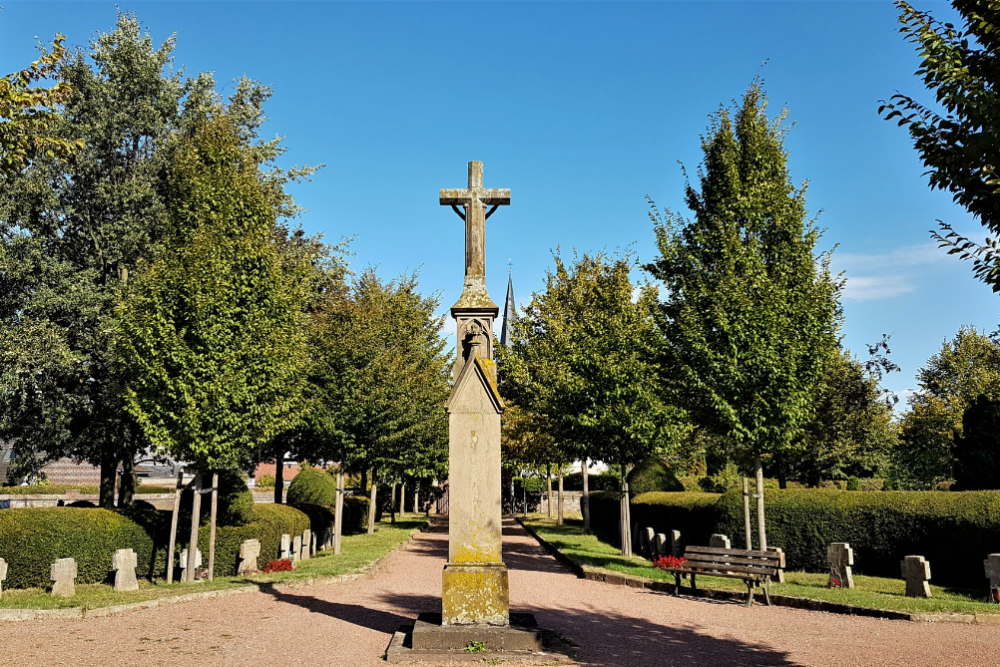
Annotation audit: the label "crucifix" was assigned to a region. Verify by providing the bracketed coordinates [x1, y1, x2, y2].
[440, 161, 510, 297]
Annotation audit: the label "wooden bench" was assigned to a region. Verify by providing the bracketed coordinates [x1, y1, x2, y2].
[662, 545, 785, 607]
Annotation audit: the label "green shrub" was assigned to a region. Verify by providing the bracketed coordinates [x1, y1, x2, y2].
[0, 508, 154, 589]
[257, 474, 276, 489]
[179, 469, 254, 526]
[698, 462, 743, 493]
[342, 495, 370, 534]
[0, 484, 101, 495]
[627, 457, 683, 495]
[195, 503, 310, 577]
[513, 477, 544, 494]
[846, 476, 861, 491]
[286, 467, 337, 508]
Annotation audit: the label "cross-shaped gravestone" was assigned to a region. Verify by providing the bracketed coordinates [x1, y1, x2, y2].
[900, 555, 932, 597]
[828, 542, 855, 588]
[112, 548, 139, 592]
[50, 557, 77, 597]
[655, 533, 667, 559]
[643, 527, 655, 557]
[179, 548, 202, 581]
[279, 533, 291, 560]
[0, 557, 7, 599]
[710, 533, 731, 549]
[670, 530, 682, 557]
[292, 535, 302, 564]
[238, 539, 261, 574]
[440, 161, 511, 293]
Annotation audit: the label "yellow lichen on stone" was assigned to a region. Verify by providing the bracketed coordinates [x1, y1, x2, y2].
[442, 564, 510, 626]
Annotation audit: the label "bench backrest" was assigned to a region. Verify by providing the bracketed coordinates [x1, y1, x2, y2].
[682, 545, 785, 575]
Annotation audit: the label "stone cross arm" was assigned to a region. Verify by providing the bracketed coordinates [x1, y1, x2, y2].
[439, 188, 511, 207]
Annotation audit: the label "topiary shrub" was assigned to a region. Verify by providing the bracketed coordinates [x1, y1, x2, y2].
[627, 457, 683, 495]
[286, 467, 337, 508]
[179, 468, 254, 526]
[196, 503, 310, 577]
[342, 495, 370, 534]
[0, 508, 155, 589]
[846, 476, 861, 491]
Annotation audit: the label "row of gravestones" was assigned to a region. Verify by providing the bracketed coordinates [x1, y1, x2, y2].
[0, 527, 335, 599]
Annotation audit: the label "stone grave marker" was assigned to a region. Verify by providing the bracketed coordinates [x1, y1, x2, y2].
[292, 535, 302, 564]
[279, 533, 291, 560]
[0, 557, 7, 599]
[311, 530, 318, 556]
[670, 530, 682, 557]
[655, 533, 667, 559]
[643, 527, 655, 557]
[238, 539, 261, 574]
[112, 548, 139, 592]
[827, 542, 854, 588]
[50, 557, 77, 597]
[300, 529, 311, 561]
[322, 527, 333, 550]
[709, 533, 731, 549]
[179, 548, 202, 581]
[900, 555, 932, 597]
[984, 553, 1000, 602]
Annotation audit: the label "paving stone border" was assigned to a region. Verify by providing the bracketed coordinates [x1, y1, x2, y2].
[515, 518, 1000, 625]
[0, 521, 431, 622]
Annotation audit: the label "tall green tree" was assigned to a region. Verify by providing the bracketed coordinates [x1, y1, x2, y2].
[117, 112, 310, 473]
[880, 1, 1000, 290]
[896, 325, 1000, 487]
[499, 251, 681, 554]
[645, 81, 841, 548]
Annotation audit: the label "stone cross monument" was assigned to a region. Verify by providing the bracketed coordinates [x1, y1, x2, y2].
[439, 160, 510, 627]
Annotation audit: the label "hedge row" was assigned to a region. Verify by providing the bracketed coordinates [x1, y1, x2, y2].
[589, 489, 1000, 587]
[0, 508, 156, 589]
[294, 496, 369, 539]
[0, 503, 313, 589]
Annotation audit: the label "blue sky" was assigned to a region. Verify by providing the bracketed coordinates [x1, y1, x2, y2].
[2, 1, 996, 407]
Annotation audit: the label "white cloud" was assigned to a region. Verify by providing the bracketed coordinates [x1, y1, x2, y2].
[833, 243, 950, 272]
[842, 275, 914, 301]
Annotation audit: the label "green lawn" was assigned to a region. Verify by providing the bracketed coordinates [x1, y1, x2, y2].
[524, 517, 1000, 616]
[0, 518, 426, 611]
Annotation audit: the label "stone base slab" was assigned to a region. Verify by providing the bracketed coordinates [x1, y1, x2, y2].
[385, 612, 576, 664]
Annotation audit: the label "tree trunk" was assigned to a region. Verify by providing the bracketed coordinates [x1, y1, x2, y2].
[334, 470, 344, 555]
[390, 479, 397, 524]
[186, 472, 202, 582]
[414, 485, 420, 516]
[619, 466, 632, 557]
[776, 454, 788, 489]
[546, 463, 552, 518]
[581, 459, 591, 533]
[743, 476, 753, 550]
[99, 449, 117, 508]
[756, 458, 767, 550]
[273, 453, 284, 504]
[367, 473, 377, 535]
[166, 471, 183, 583]
[557, 465, 564, 526]
[207, 472, 218, 582]
[117, 455, 136, 508]
[400, 481, 407, 515]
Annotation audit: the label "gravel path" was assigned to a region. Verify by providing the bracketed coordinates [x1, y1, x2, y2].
[0, 519, 995, 667]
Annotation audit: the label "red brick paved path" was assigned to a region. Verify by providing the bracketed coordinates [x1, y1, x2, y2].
[0, 519, 995, 667]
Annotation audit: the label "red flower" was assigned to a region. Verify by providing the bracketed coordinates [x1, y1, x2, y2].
[653, 555, 687, 570]
[829, 577, 841, 588]
[261, 559, 294, 573]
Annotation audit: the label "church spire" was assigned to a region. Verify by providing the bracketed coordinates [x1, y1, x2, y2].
[500, 264, 515, 346]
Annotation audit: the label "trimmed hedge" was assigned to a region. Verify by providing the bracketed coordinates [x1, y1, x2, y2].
[179, 469, 255, 526]
[195, 503, 311, 577]
[0, 508, 154, 589]
[590, 489, 1000, 587]
[286, 467, 337, 507]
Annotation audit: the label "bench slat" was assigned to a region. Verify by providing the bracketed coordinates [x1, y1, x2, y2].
[685, 545, 775, 558]
[680, 553, 782, 568]
[681, 561, 779, 576]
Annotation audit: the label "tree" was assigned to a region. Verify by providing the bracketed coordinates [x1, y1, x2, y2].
[0, 32, 82, 174]
[879, 1, 1000, 290]
[784, 349, 898, 486]
[953, 394, 1000, 489]
[117, 112, 311, 576]
[645, 81, 841, 549]
[304, 269, 450, 532]
[499, 250, 681, 553]
[896, 325, 1000, 486]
